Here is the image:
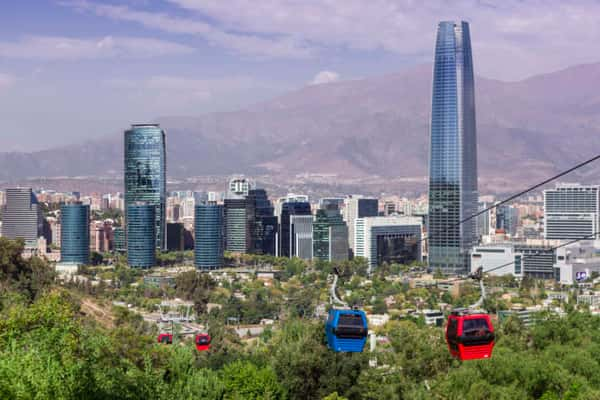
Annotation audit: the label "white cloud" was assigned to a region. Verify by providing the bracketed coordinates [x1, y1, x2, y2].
[62, 0, 313, 59]
[163, 0, 600, 80]
[310, 71, 340, 85]
[0, 73, 16, 89]
[0, 35, 194, 60]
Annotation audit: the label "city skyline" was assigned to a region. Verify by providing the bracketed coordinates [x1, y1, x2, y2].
[2, 1, 600, 152]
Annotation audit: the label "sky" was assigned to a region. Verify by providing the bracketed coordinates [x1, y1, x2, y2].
[1, 0, 599, 151]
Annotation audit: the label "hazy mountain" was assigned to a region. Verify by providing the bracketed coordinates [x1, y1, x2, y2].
[2, 62, 600, 188]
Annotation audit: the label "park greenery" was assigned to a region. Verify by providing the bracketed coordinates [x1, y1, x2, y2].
[2, 237, 600, 399]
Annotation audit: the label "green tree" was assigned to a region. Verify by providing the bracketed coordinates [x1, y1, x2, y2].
[221, 361, 285, 400]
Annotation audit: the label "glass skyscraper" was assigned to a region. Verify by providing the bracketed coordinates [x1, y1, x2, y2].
[428, 21, 478, 275]
[313, 207, 349, 262]
[246, 189, 277, 256]
[60, 203, 90, 264]
[195, 204, 224, 270]
[124, 124, 166, 251]
[279, 201, 311, 258]
[127, 203, 156, 268]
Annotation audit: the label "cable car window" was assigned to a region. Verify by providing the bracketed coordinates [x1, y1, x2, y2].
[196, 336, 210, 345]
[338, 314, 364, 327]
[461, 318, 494, 347]
[463, 318, 490, 335]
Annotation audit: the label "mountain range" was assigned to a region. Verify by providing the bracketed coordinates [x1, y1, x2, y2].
[2, 62, 600, 190]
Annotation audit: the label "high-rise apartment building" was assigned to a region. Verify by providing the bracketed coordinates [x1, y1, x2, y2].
[1, 188, 42, 247]
[343, 196, 379, 253]
[195, 204, 224, 270]
[544, 184, 600, 240]
[124, 124, 166, 251]
[246, 189, 277, 255]
[127, 203, 156, 268]
[60, 203, 90, 265]
[354, 216, 422, 273]
[428, 21, 478, 274]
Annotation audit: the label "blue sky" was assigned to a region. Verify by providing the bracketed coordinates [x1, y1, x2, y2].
[1, 0, 599, 151]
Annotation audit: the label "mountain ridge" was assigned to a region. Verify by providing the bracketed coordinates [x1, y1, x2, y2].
[2, 62, 600, 188]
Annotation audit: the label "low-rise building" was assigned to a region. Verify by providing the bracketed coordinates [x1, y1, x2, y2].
[554, 241, 600, 285]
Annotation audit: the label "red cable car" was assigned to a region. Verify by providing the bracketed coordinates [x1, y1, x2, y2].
[157, 333, 173, 344]
[195, 333, 211, 352]
[446, 309, 495, 361]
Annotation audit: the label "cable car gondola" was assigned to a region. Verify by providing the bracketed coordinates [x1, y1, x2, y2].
[445, 267, 495, 361]
[326, 309, 368, 352]
[157, 333, 173, 344]
[446, 310, 494, 360]
[325, 268, 369, 353]
[195, 333, 211, 352]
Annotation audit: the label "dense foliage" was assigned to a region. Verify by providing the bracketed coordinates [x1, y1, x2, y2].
[2, 237, 600, 399]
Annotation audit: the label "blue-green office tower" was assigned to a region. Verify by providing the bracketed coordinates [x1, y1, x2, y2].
[127, 203, 156, 268]
[124, 124, 166, 251]
[195, 204, 224, 270]
[428, 21, 478, 275]
[60, 203, 90, 264]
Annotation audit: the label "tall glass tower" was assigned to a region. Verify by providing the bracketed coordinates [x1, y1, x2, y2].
[195, 204, 224, 270]
[428, 21, 478, 275]
[60, 203, 90, 264]
[124, 124, 166, 251]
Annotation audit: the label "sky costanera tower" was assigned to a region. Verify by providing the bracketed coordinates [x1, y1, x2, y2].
[428, 21, 478, 275]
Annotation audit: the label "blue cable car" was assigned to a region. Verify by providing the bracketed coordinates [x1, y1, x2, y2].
[325, 308, 368, 353]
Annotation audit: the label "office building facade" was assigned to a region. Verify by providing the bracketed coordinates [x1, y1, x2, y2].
[124, 124, 166, 250]
[354, 216, 422, 273]
[126, 203, 156, 268]
[470, 245, 522, 277]
[428, 21, 478, 274]
[496, 204, 519, 237]
[544, 184, 600, 240]
[113, 227, 126, 252]
[224, 198, 247, 253]
[1, 188, 42, 247]
[195, 204, 224, 270]
[290, 214, 313, 260]
[246, 189, 277, 255]
[167, 222, 185, 251]
[471, 243, 554, 279]
[313, 208, 349, 262]
[279, 201, 312, 258]
[60, 203, 90, 264]
[344, 196, 379, 253]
